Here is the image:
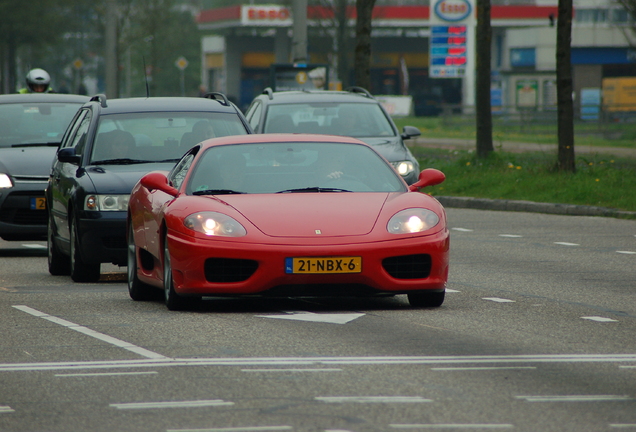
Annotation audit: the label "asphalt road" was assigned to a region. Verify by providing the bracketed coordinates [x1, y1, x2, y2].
[1, 208, 635, 432]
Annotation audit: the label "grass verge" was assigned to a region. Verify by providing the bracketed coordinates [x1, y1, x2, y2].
[410, 147, 636, 213]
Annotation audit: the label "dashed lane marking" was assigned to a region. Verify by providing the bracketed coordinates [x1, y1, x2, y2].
[581, 316, 618, 322]
[167, 427, 293, 432]
[110, 399, 234, 410]
[499, 234, 523, 238]
[482, 297, 516, 303]
[554, 242, 580, 246]
[0, 405, 15, 413]
[616, 251, 636, 255]
[55, 371, 158, 377]
[451, 228, 473, 232]
[390, 425, 514, 429]
[516, 395, 632, 402]
[316, 396, 432, 403]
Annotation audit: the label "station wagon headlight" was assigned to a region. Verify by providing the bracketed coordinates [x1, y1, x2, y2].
[0, 173, 12, 188]
[184, 212, 247, 237]
[391, 161, 415, 176]
[387, 208, 439, 234]
[84, 194, 130, 211]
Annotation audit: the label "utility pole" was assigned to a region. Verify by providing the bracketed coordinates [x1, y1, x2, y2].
[292, 0, 308, 65]
[556, 0, 575, 172]
[105, 0, 118, 98]
[475, 0, 493, 158]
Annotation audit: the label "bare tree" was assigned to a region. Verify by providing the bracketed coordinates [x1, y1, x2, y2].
[556, 0, 575, 172]
[475, 0, 493, 158]
[353, 0, 376, 90]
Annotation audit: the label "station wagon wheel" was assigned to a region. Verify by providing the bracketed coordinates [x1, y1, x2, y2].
[47, 213, 70, 276]
[127, 222, 156, 300]
[163, 233, 199, 311]
[407, 290, 445, 308]
[70, 216, 101, 283]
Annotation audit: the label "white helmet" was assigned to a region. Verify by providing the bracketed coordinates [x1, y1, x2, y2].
[26, 68, 51, 92]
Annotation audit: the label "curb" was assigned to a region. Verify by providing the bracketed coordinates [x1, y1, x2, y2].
[436, 196, 636, 220]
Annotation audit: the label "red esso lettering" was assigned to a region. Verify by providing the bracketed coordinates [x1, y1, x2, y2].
[248, 8, 289, 20]
[441, 3, 466, 14]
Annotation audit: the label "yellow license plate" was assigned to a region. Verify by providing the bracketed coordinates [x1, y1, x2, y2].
[285, 257, 362, 274]
[30, 197, 46, 210]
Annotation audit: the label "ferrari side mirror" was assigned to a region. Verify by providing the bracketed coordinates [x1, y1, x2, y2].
[140, 172, 179, 197]
[408, 168, 445, 192]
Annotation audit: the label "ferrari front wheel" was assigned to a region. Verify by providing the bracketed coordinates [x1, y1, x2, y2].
[407, 290, 445, 308]
[163, 234, 199, 311]
[127, 222, 156, 301]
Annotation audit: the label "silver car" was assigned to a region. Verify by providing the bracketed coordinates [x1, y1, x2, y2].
[0, 93, 88, 241]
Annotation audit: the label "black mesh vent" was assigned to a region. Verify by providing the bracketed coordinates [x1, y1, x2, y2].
[0, 208, 47, 225]
[204, 258, 258, 283]
[382, 254, 432, 279]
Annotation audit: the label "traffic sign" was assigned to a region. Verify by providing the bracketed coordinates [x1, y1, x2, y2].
[175, 57, 188, 70]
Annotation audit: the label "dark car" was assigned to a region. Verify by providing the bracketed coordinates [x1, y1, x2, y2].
[47, 93, 252, 282]
[244, 87, 422, 184]
[0, 93, 89, 241]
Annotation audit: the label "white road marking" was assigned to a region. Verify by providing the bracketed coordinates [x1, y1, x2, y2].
[616, 251, 636, 255]
[446, 289, 460, 293]
[55, 371, 158, 377]
[12, 305, 168, 360]
[167, 427, 292, 432]
[390, 425, 514, 429]
[316, 396, 432, 403]
[257, 311, 364, 324]
[610, 425, 636, 428]
[0, 405, 15, 413]
[554, 242, 579, 246]
[110, 399, 234, 410]
[2, 354, 636, 372]
[499, 234, 523, 238]
[581, 316, 618, 322]
[431, 366, 536, 371]
[516, 395, 632, 402]
[451, 228, 473, 232]
[242, 368, 341, 373]
[22, 244, 46, 249]
[482, 297, 516, 303]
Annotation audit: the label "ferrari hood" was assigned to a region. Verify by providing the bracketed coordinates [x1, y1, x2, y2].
[224, 193, 389, 237]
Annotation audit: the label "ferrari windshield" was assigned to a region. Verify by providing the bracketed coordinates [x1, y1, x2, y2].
[264, 103, 395, 138]
[90, 112, 248, 164]
[186, 141, 406, 195]
[0, 102, 83, 147]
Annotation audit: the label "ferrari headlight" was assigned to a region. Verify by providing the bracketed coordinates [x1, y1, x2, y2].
[184, 212, 247, 237]
[387, 208, 439, 234]
[391, 161, 415, 176]
[84, 194, 130, 211]
[0, 173, 13, 188]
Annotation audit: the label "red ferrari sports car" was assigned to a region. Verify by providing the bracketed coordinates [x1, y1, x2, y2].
[127, 134, 449, 310]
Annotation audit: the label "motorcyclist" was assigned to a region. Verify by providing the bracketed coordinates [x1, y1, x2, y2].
[19, 68, 54, 93]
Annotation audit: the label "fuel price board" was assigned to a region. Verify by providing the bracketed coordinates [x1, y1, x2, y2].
[429, 25, 467, 78]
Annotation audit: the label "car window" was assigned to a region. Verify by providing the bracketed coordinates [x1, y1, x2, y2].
[186, 142, 405, 195]
[246, 101, 262, 132]
[0, 101, 84, 147]
[264, 103, 395, 137]
[169, 149, 198, 189]
[67, 110, 92, 157]
[90, 112, 248, 164]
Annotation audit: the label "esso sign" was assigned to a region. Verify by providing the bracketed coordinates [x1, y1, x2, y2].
[434, 0, 472, 22]
[246, 7, 290, 21]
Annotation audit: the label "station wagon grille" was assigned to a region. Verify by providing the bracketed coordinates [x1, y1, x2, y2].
[204, 258, 258, 283]
[382, 254, 432, 279]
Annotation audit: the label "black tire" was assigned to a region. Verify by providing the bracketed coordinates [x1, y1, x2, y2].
[47, 214, 70, 276]
[407, 290, 445, 308]
[127, 222, 156, 301]
[70, 217, 101, 283]
[163, 234, 199, 311]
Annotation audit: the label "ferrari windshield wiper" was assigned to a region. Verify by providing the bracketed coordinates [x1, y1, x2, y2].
[276, 187, 351, 193]
[91, 158, 153, 165]
[12, 142, 61, 148]
[192, 189, 245, 195]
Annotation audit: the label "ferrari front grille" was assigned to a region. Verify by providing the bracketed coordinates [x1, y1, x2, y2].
[382, 254, 432, 279]
[204, 258, 258, 283]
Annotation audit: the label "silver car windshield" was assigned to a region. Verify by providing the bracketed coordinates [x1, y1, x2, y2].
[0, 102, 83, 147]
[186, 141, 406, 195]
[264, 103, 395, 138]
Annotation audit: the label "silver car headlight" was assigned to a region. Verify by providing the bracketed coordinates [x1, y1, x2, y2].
[387, 208, 440, 234]
[0, 173, 13, 188]
[184, 212, 247, 237]
[391, 161, 415, 176]
[84, 194, 130, 211]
